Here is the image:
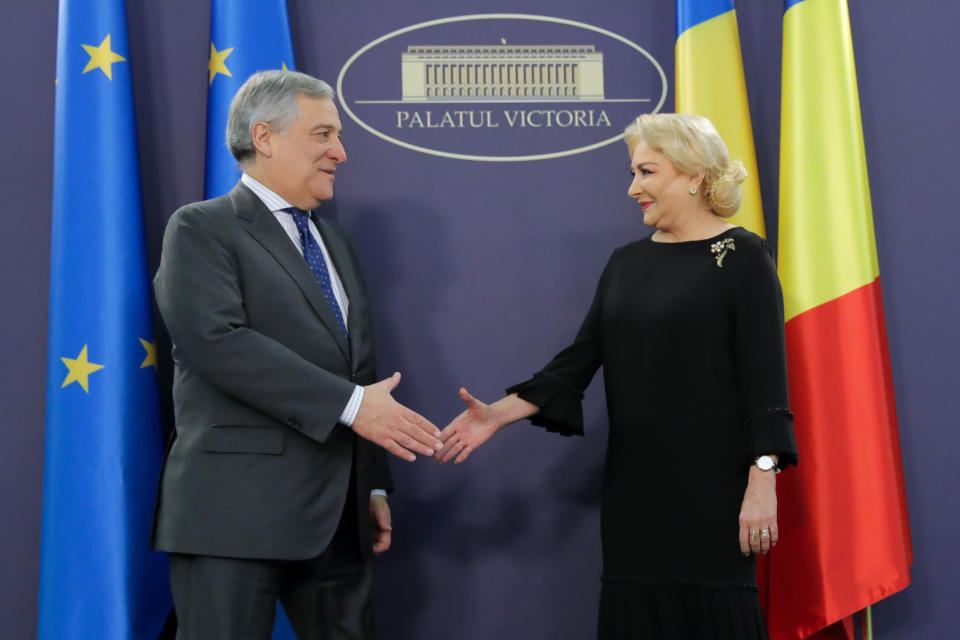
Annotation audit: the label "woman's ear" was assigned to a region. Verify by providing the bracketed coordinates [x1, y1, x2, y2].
[690, 170, 706, 192]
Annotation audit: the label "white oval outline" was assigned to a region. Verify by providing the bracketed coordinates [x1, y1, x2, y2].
[336, 13, 667, 162]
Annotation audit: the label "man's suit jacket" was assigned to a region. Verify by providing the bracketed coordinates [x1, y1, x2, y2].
[152, 182, 391, 561]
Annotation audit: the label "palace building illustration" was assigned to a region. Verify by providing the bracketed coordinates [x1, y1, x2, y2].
[400, 45, 605, 101]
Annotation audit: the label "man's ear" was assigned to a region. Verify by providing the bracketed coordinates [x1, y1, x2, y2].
[251, 121, 273, 158]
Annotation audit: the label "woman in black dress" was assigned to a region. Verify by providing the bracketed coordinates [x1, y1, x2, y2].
[436, 113, 798, 639]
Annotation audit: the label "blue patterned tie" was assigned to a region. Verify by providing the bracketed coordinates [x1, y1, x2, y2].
[288, 209, 348, 337]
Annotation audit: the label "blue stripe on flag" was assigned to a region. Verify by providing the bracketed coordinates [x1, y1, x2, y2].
[677, 0, 735, 35]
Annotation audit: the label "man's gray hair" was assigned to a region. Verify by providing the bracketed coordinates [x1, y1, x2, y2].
[226, 70, 335, 164]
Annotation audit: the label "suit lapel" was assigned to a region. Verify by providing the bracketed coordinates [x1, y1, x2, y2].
[230, 184, 351, 363]
[313, 214, 365, 371]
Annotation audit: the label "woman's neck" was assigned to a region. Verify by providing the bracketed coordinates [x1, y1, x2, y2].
[651, 208, 735, 243]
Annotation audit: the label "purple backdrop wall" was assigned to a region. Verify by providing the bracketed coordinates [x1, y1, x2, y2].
[2, 1, 957, 638]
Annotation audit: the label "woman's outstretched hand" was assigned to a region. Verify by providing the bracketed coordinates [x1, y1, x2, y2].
[435, 388, 502, 464]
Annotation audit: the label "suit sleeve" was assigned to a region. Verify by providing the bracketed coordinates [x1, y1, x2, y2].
[154, 205, 355, 444]
[330, 228, 394, 493]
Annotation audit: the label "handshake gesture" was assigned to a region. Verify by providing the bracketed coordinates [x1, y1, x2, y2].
[353, 375, 536, 463]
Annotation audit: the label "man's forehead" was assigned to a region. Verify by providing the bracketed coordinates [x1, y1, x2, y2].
[297, 95, 341, 125]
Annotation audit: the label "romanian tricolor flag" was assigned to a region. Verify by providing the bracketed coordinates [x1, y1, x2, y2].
[769, 0, 913, 638]
[675, 0, 765, 236]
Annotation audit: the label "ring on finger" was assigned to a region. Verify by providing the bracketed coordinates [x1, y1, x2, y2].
[760, 529, 770, 538]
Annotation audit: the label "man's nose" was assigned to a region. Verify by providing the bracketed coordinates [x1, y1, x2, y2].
[330, 138, 347, 163]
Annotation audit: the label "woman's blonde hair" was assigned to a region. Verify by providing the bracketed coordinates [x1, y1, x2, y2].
[624, 113, 747, 217]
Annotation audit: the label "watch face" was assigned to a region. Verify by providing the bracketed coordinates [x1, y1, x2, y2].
[756, 456, 775, 471]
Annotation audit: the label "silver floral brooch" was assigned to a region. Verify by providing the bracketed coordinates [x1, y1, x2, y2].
[710, 238, 736, 267]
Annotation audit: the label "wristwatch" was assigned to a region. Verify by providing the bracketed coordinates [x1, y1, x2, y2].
[754, 455, 779, 472]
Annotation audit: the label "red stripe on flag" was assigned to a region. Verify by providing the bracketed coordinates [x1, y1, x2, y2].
[806, 615, 855, 640]
[761, 277, 911, 640]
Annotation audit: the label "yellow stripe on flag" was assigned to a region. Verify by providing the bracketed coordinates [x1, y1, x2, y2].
[778, 0, 880, 322]
[676, 9, 765, 236]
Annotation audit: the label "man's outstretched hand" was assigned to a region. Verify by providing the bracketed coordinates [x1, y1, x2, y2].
[352, 372, 442, 462]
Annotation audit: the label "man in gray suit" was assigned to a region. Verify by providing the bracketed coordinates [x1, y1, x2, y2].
[152, 70, 443, 639]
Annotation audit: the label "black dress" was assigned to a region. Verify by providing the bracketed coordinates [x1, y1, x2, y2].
[507, 227, 798, 639]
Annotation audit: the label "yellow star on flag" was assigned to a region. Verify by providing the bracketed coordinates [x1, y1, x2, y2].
[139, 338, 157, 369]
[61, 345, 105, 393]
[81, 34, 126, 80]
[208, 43, 234, 85]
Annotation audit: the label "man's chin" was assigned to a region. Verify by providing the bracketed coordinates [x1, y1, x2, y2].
[311, 187, 334, 205]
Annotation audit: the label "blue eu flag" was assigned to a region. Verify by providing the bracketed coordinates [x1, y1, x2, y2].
[39, 0, 171, 638]
[205, 0, 297, 198]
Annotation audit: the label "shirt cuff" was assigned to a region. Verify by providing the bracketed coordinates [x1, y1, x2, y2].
[339, 385, 364, 427]
[370, 490, 387, 497]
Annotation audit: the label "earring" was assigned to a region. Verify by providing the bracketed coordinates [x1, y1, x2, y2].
[689, 187, 698, 195]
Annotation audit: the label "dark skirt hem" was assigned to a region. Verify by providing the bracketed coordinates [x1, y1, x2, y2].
[601, 575, 758, 592]
[597, 581, 768, 640]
